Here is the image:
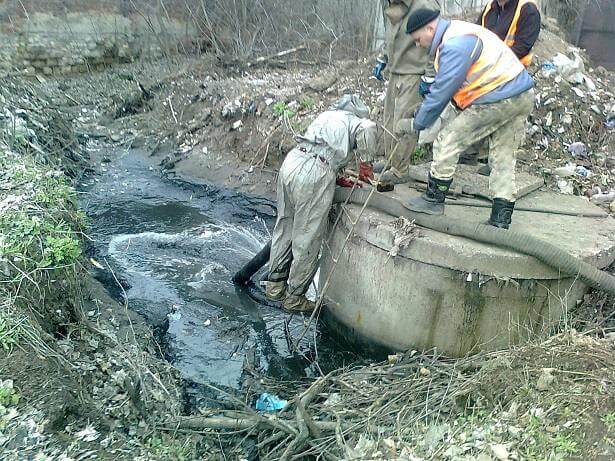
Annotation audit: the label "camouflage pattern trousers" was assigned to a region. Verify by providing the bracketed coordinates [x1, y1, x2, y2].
[383, 73, 422, 176]
[430, 89, 535, 201]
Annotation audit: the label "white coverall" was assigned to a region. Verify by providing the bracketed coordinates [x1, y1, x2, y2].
[268, 97, 376, 304]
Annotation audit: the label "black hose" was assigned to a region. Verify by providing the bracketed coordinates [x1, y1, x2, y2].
[232, 240, 271, 285]
[446, 199, 608, 218]
[231, 188, 615, 295]
[336, 188, 615, 295]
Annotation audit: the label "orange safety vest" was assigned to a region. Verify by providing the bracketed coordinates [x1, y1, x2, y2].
[481, 0, 538, 67]
[434, 20, 524, 110]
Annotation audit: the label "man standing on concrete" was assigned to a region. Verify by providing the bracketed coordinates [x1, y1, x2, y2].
[372, 0, 439, 184]
[470, 0, 541, 176]
[479, 0, 541, 68]
[266, 96, 377, 313]
[404, 10, 535, 229]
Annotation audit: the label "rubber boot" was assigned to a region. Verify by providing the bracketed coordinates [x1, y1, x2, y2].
[265, 280, 287, 301]
[458, 152, 479, 166]
[406, 174, 452, 215]
[283, 294, 315, 313]
[488, 198, 515, 229]
[477, 164, 491, 176]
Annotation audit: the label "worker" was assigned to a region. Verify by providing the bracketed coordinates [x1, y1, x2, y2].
[404, 9, 535, 229]
[478, 0, 541, 68]
[467, 0, 541, 175]
[372, 0, 439, 184]
[266, 95, 377, 313]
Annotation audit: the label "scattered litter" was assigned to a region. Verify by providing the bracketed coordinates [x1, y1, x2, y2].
[574, 165, 591, 177]
[168, 311, 181, 321]
[551, 52, 585, 84]
[255, 393, 288, 412]
[75, 426, 100, 442]
[567, 142, 587, 158]
[231, 120, 243, 130]
[89, 257, 105, 269]
[557, 179, 574, 195]
[489, 443, 510, 461]
[540, 61, 556, 77]
[590, 190, 615, 204]
[554, 164, 576, 178]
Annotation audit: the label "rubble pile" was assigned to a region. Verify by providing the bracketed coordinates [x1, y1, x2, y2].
[525, 47, 615, 212]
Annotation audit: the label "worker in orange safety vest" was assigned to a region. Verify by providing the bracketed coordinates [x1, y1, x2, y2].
[402, 10, 535, 229]
[457, 0, 541, 175]
[478, 0, 541, 68]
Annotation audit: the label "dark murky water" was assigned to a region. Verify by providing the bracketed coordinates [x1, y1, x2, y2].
[80, 149, 361, 391]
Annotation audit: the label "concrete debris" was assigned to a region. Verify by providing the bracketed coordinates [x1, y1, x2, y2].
[305, 73, 337, 92]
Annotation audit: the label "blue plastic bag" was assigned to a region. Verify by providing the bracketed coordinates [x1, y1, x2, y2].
[255, 393, 288, 412]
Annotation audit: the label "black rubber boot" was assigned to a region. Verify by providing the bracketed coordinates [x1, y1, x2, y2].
[458, 152, 479, 166]
[488, 198, 515, 229]
[406, 174, 452, 215]
[477, 164, 491, 176]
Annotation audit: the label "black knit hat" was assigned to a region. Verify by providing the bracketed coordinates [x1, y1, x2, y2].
[406, 8, 440, 34]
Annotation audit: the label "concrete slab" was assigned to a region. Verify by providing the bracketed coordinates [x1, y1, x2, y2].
[321, 187, 615, 355]
[407, 164, 544, 199]
[336, 187, 615, 279]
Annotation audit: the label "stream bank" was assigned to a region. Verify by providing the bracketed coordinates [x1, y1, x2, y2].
[0, 23, 614, 458]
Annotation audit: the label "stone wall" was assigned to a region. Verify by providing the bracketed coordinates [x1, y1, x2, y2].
[0, 12, 192, 76]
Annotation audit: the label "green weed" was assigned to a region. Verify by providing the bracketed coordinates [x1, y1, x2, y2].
[0, 315, 19, 352]
[145, 435, 194, 460]
[411, 146, 426, 163]
[300, 96, 315, 110]
[0, 156, 84, 273]
[0, 381, 19, 407]
[273, 101, 296, 119]
[602, 412, 615, 431]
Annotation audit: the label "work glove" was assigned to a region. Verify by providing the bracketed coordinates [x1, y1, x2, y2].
[358, 161, 374, 183]
[419, 76, 435, 98]
[336, 177, 362, 188]
[394, 118, 416, 136]
[373, 60, 387, 81]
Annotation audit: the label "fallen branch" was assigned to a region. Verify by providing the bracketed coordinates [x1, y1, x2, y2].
[247, 45, 307, 67]
[169, 414, 339, 433]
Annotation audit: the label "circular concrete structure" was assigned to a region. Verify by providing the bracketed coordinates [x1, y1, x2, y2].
[320, 186, 615, 357]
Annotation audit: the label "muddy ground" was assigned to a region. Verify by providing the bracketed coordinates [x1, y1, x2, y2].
[0, 22, 614, 461]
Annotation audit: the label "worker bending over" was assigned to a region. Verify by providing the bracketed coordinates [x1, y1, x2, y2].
[266, 96, 377, 313]
[405, 9, 535, 229]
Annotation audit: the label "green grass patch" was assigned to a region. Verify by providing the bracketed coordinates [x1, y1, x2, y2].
[273, 101, 296, 119]
[300, 96, 315, 110]
[0, 154, 84, 274]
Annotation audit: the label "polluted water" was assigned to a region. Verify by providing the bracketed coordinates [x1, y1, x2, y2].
[80, 149, 362, 397]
